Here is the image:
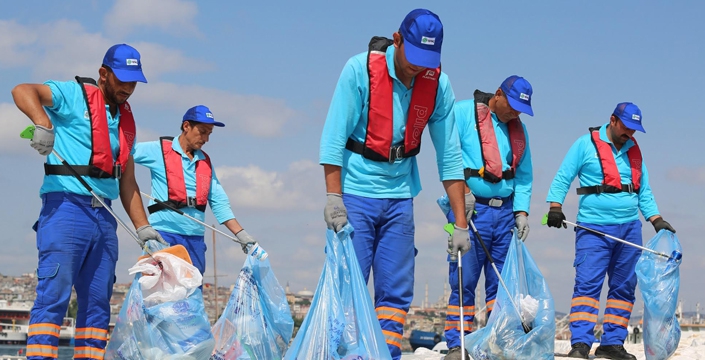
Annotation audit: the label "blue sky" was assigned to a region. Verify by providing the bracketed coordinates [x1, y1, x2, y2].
[0, 0, 703, 315]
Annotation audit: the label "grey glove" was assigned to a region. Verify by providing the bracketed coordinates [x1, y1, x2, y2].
[31, 124, 54, 156]
[464, 192, 476, 224]
[324, 193, 348, 232]
[235, 229, 257, 254]
[515, 213, 530, 241]
[136, 225, 168, 248]
[447, 225, 471, 260]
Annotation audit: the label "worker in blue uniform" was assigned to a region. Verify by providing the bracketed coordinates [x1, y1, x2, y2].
[12, 44, 164, 360]
[319, 9, 469, 359]
[439, 76, 534, 360]
[133, 105, 257, 275]
[545, 102, 675, 360]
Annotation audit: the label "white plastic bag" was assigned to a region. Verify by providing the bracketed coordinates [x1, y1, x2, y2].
[127, 248, 202, 306]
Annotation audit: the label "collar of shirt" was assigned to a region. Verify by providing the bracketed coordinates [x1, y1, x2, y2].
[599, 122, 634, 152]
[171, 134, 205, 162]
[385, 46, 416, 87]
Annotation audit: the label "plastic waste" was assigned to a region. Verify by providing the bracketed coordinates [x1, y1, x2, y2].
[636, 230, 682, 360]
[284, 225, 392, 360]
[464, 231, 555, 359]
[210, 245, 293, 359]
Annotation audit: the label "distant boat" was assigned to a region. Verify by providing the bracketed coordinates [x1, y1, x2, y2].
[408, 329, 444, 351]
[0, 300, 74, 346]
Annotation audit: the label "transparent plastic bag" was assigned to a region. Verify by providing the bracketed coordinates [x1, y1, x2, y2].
[284, 225, 392, 360]
[636, 230, 682, 360]
[210, 246, 294, 359]
[465, 232, 555, 359]
[105, 244, 215, 359]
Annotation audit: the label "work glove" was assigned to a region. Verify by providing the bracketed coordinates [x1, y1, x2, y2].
[235, 229, 257, 254]
[652, 217, 676, 233]
[31, 124, 54, 156]
[546, 207, 567, 228]
[464, 192, 476, 224]
[447, 225, 470, 261]
[515, 213, 530, 241]
[136, 225, 168, 248]
[324, 193, 348, 232]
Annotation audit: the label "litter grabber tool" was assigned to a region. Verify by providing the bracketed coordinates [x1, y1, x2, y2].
[469, 219, 532, 333]
[21, 125, 162, 267]
[140, 191, 267, 260]
[444, 223, 467, 356]
[541, 214, 682, 263]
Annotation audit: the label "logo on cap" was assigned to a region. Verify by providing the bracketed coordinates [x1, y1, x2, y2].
[126, 59, 139, 66]
[520, 93, 530, 101]
[632, 114, 641, 121]
[421, 36, 436, 45]
[206, 112, 214, 119]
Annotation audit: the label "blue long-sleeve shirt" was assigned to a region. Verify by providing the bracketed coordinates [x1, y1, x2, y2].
[40, 80, 136, 200]
[454, 99, 533, 213]
[319, 45, 464, 199]
[546, 123, 660, 225]
[133, 137, 235, 236]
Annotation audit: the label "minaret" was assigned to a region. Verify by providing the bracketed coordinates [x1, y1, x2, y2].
[697, 303, 701, 323]
[425, 282, 429, 309]
[677, 300, 683, 320]
[285, 281, 290, 295]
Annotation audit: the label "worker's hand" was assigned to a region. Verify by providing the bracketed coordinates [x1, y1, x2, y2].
[464, 192, 476, 224]
[136, 225, 168, 248]
[546, 207, 567, 228]
[448, 225, 470, 260]
[235, 229, 257, 253]
[324, 193, 348, 232]
[31, 124, 54, 156]
[515, 213, 530, 241]
[652, 217, 676, 234]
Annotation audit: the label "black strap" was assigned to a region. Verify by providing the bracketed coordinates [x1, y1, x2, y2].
[464, 168, 515, 182]
[44, 163, 120, 179]
[576, 183, 638, 195]
[345, 138, 410, 163]
[148, 200, 206, 214]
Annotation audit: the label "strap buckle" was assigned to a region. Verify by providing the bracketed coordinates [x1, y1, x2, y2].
[113, 164, 122, 180]
[91, 196, 104, 208]
[388, 145, 405, 164]
[488, 198, 504, 207]
[186, 196, 197, 208]
[624, 183, 634, 193]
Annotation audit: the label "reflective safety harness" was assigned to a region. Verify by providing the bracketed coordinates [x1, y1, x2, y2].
[44, 77, 136, 179]
[147, 136, 212, 214]
[345, 36, 440, 163]
[464, 90, 526, 183]
[576, 127, 642, 195]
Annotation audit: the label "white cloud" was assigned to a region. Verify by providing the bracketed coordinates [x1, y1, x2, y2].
[105, 0, 200, 37]
[0, 103, 35, 154]
[134, 82, 298, 137]
[216, 159, 321, 211]
[0, 20, 38, 68]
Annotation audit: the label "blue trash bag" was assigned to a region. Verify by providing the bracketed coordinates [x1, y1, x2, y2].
[105, 243, 215, 360]
[210, 247, 294, 359]
[284, 225, 392, 360]
[464, 231, 556, 359]
[636, 230, 682, 360]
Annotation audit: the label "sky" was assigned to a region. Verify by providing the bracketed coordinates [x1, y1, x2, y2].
[0, 0, 703, 316]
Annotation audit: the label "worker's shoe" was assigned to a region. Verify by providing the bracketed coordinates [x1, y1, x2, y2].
[445, 346, 470, 360]
[567, 342, 591, 359]
[594, 345, 636, 360]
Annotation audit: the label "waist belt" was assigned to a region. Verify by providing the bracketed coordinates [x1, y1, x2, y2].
[475, 196, 512, 208]
[464, 168, 515, 183]
[576, 183, 638, 195]
[42, 192, 111, 208]
[44, 163, 122, 179]
[148, 198, 206, 214]
[345, 138, 410, 163]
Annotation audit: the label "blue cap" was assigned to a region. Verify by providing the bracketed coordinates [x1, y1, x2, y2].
[182, 105, 224, 127]
[102, 44, 147, 83]
[399, 9, 443, 68]
[500, 75, 534, 116]
[613, 102, 644, 133]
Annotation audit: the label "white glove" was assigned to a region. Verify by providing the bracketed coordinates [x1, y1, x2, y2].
[136, 225, 168, 248]
[323, 193, 348, 232]
[235, 229, 257, 254]
[31, 124, 55, 156]
[515, 214, 530, 241]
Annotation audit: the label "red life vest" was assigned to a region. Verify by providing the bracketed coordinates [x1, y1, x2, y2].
[44, 77, 136, 179]
[576, 127, 642, 195]
[345, 36, 440, 163]
[147, 136, 212, 214]
[465, 90, 526, 184]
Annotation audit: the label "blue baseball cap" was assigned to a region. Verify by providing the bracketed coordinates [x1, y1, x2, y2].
[613, 102, 644, 133]
[399, 9, 443, 68]
[182, 105, 225, 127]
[102, 44, 147, 83]
[500, 75, 534, 116]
